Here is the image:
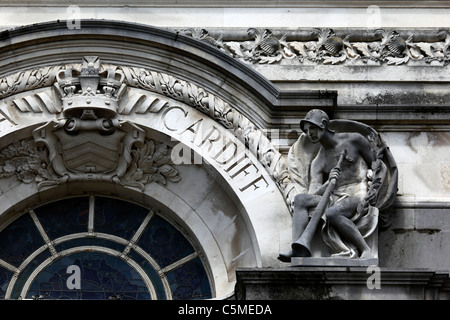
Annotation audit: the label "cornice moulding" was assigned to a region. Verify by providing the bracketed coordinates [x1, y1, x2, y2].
[2, 1, 450, 8]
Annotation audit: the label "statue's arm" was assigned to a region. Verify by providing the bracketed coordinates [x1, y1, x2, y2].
[307, 151, 328, 195]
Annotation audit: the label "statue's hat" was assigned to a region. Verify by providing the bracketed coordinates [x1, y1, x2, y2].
[299, 109, 331, 133]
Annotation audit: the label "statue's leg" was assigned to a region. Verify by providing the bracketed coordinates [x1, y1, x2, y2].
[325, 197, 371, 258]
[292, 194, 321, 243]
[278, 194, 320, 262]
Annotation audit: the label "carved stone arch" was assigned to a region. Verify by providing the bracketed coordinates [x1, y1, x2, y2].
[0, 100, 287, 299]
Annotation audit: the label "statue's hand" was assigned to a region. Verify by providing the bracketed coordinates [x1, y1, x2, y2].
[329, 166, 341, 181]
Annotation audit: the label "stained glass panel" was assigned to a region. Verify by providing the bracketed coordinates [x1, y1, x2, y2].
[166, 257, 212, 300]
[9, 248, 51, 299]
[137, 214, 195, 268]
[0, 266, 13, 299]
[34, 197, 89, 240]
[94, 197, 149, 240]
[0, 196, 212, 300]
[127, 249, 167, 300]
[0, 213, 45, 267]
[26, 251, 151, 300]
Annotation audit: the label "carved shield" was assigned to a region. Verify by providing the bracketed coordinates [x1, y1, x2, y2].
[54, 130, 126, 174]
[32, 120, 145, 187]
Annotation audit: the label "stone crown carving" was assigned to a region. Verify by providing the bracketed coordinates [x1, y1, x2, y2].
[55, 56, 127, 118]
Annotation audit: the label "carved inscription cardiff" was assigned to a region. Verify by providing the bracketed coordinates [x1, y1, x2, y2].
[163, 106, 269, 193]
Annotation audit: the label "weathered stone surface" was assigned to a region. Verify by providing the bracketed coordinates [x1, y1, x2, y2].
[379, 202, 450, 271]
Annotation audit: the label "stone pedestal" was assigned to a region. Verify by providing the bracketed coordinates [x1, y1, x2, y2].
[235, 267, 450, 300]
[291, 257, 378, 267]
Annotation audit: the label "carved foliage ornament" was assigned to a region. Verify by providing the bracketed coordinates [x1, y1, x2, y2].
[0, 139, 52, 184]
[181, 28, 450, 66]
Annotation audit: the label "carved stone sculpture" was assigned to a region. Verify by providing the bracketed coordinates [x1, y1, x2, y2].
[0, 56, 181, 191]
[278, 109, 397, 262]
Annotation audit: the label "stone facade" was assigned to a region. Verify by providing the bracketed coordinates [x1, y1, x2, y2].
[0, 2, 448, 300]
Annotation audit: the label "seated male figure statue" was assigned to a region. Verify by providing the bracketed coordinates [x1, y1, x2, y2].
[278, 109, 377, 262]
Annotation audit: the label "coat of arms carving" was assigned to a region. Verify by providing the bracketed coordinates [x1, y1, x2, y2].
[0, 56, 180, 190]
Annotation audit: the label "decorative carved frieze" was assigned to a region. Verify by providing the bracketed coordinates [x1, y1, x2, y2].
[180, 28, 450, 66]
[0, 65, 72, 100]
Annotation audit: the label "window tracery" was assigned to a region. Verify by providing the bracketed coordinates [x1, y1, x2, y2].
[0, 196, 212, 300]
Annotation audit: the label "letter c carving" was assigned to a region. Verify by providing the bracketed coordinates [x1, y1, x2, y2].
[163, 106, 188, 132]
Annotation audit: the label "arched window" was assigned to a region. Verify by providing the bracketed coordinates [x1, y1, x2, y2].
[0, 196, 212, 300]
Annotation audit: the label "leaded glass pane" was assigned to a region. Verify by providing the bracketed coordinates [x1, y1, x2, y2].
[9, 248, 51, 299]
[127, 249, 167, 300]
[166, 257, 212, 300]
[0, 213, 45, 267]
[0, 266, 13, 299]
[26, 251, 151, 300]
[137, 214, 195, 268]
[34, 197, 89, 239]
[0, 196, 212, 300]
[94, 197, 148, 239]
